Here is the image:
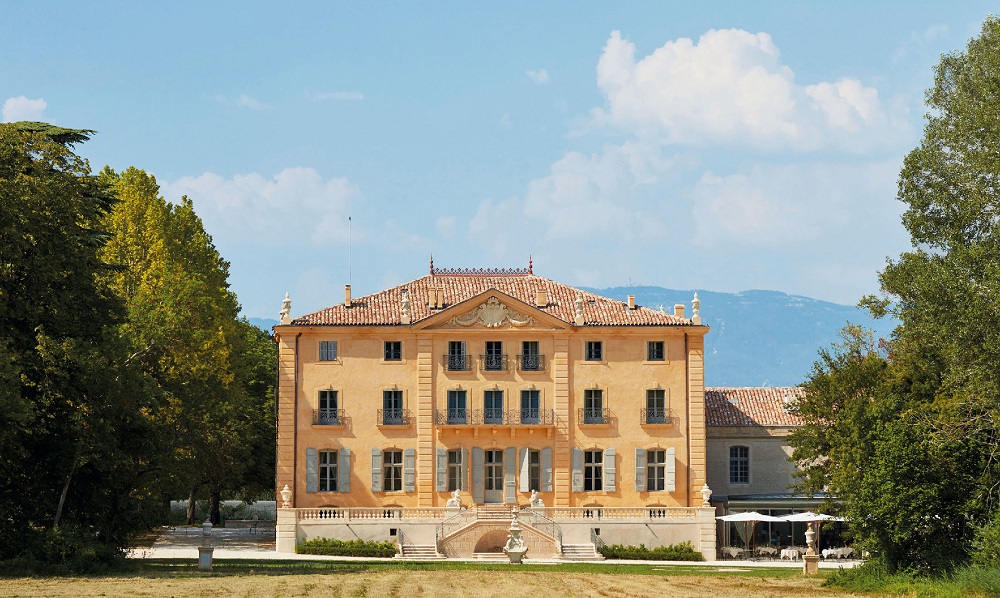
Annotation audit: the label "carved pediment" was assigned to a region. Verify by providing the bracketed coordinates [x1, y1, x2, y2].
[447, 296, 534, 328]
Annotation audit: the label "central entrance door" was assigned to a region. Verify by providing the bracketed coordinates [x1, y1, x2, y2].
[484, 449, 504, 503]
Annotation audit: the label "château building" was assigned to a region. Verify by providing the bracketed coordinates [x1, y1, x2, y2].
[272, 262, 810, 559]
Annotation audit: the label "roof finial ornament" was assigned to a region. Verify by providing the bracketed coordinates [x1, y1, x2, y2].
[400, 289, 411, 325]
[430, 254, 434, 276]
[574, 293, 585, 326]
[528, 255, 533, 274]
[691, 292, 702, 325]
[279, 292, 292, 324]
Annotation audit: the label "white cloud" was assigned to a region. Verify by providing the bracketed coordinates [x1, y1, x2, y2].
[436, 216, 456, 238]
[526, 68, 550, 85]
[237, 94, 268, 110]
[593, 29, 898, 151]
[3, 96, 47, 122]
[162, 167, 360, 249]
[308, 91, 365, 102]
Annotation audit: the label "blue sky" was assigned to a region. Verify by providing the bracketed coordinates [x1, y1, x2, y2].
[2, 2, 994, 319]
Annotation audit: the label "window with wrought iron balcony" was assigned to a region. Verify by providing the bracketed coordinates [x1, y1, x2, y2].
[481, 341, 506, 372]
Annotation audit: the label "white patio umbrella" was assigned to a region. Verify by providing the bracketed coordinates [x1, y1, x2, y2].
[716, 511, 784, 556]
[781, 512, 841, 554]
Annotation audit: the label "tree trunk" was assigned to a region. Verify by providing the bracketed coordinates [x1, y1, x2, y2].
[186, 485, 198, 525]
[209, 489, 222, 526]
[53, 447, 81, 528]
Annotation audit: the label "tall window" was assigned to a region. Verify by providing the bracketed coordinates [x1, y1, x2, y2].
[383, 449, 403, 492]
[647, 449, 666, 491]
[384, 341, 402, 361]
[585, 341, 603, 361]
[730, 446, 750, 484]
[484, 389, 504, 424]
[521, 389, 540, 424]
[646, 389, 666, 424]
[484, 341, 504, 371]
[320, 341, 338, 361]
[647, 341, 665, 361]
[583, 389, 604, 424]
[447, 389, 467, 424]
[528, 449, 541, 492]
[447, 449, 463, 491]
[382, 389, 403, 425]
[319, 449, 338, 492]
[520, 341, 541, 371]
[318, 390, 338, 425]
[584, 450, 603, 491]
[485, 449, 503, 495]
[447, 341, 468, 371]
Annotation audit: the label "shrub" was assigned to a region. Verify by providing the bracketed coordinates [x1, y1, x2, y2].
[598, 541, 703, 561]
[297, 537, 398, 557]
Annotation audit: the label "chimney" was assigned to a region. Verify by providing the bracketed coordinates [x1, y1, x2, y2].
[437, 288, 445, 308]
[627, 295, 635, 310]
[535, 288, 548, 308]
[345, 284, 352, 307]
[674, 304, 685, 318]
[428, 288, 437, 309]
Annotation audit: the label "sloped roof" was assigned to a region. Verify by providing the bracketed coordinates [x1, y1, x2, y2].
[705, 387, 805, 427]
[291, 271, 692, 327]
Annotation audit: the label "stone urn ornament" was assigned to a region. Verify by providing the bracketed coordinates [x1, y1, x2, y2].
[503, 508, 528, 564]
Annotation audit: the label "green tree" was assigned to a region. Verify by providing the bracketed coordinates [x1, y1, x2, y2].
[791, 17, 1000, 573]
[0, 123, 161, 563]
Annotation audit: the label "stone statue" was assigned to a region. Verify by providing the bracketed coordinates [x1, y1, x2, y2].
[529, 490, 544, 508]
[279, 292, 292, 324]
[446, 489, 462, 507]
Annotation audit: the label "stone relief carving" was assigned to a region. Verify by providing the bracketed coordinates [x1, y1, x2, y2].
[447, 296, 533, 328]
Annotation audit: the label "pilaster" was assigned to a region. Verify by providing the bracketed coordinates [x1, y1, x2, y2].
[416, 337, 435, 505]
[553, 337, 571, 506]
[687, 333, 706, 506]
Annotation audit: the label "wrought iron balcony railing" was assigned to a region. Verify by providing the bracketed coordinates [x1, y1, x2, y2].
[641, 408, 674, 425]
[378, 408, 413, 426]
[516, 353, 546, 372]
[434, 408, 556, 426]
[578, 407, 611, 425]
[480, 354, 508, 372]
[517, 408, 555, 425]
[313, 408, 345, 426]
[436, 408, 482, 425]
[444, 354, 473, 372]
[483, 407, 506, 424]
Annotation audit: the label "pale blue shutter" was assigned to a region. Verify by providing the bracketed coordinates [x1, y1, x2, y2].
[305, 448, 318, 493]
[571, 448, 583, 492]
[518, 448, 529, 492]
[339, 448, 350, 492]
[541, 448, 553, 492]
[371, 448, 383, 492]
[461, 448, 469, 491]
[436, 448, 448, 492]
[635, 448, 646, 492]
[472, 447, 485, 503]
[666, 447, 676, 492]
[403, 448, 416, 492]
[604, 447, 616, 492]
[504, 447, 517, 503]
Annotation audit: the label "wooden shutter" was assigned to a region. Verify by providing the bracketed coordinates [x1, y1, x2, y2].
[666, 447, 676, 492]
[371, 448, 383, 492]
[504, 447, 517, 503]
[403, 448, 416, 492]
[571, 448, 583, 493]
[461, 448, 469, 491]
[518, 448, 529, 492]
[541, 448, 553, 492]
[472, 447, 485, 504]
[436, 448, 448, 492]
[604, 447, 616, 492]
[339, 448, 350, 492]
[635, 447, 647, 492]
[305, 448, 318, 493]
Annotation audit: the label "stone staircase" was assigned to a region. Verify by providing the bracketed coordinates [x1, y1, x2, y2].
[560, 543, 604, 561]
[477, 505, 515, 520]
[396, 544, 445, 560]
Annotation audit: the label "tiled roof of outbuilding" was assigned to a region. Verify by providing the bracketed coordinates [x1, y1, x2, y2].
[290, 272, 692, 327]
[705, 387, 805, 427]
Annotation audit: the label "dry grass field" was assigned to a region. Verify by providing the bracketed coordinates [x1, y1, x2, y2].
[0, 568, 861, 598]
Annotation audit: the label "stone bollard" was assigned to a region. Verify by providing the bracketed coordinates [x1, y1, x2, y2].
[802, 524, 819, 575]
[198, 521, 214, 571]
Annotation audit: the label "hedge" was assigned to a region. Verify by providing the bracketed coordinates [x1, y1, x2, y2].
[598, 541, 703, 561]
[297, 538, 398, 557]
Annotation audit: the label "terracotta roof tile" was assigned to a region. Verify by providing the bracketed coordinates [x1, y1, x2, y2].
[705, 387, 804, 427]
[291, 273, 691, 327]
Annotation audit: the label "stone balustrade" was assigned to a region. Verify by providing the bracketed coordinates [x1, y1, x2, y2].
[296, 507, 450, 521]
[542, 506, 698, 521]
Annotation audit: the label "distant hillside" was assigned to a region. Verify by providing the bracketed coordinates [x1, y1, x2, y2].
[251, 290, 896, 387]
[584, 286, 897, 387]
